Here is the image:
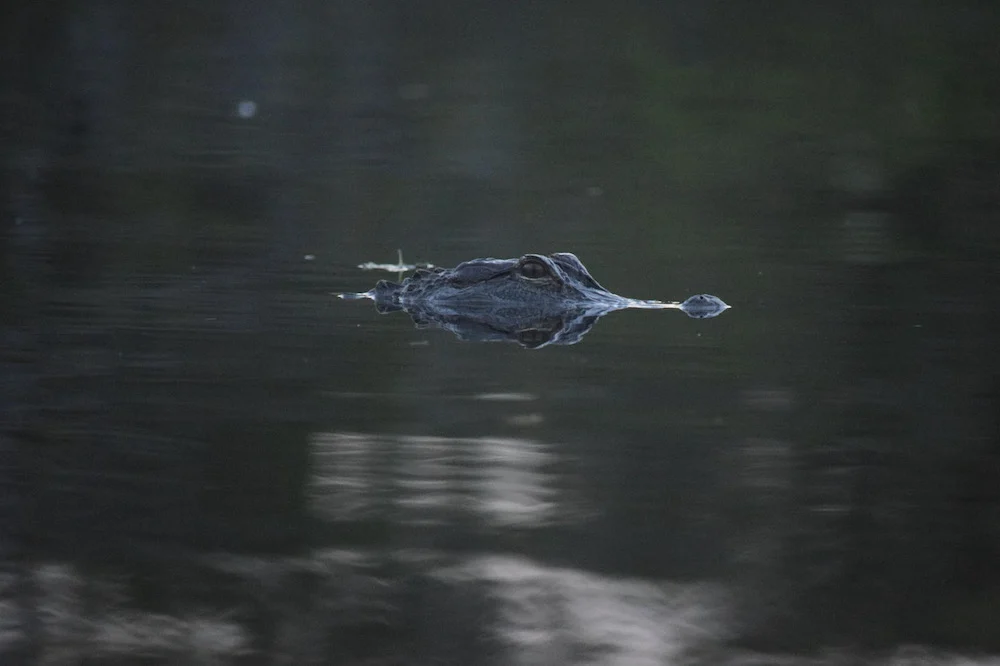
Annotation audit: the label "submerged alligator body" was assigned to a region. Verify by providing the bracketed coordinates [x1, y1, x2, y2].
[339, 252, 729, 348]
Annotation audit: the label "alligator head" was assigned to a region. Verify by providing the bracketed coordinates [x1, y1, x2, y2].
[339, 252, 729, 348]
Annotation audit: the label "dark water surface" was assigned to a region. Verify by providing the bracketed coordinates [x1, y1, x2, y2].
[3, 2, 1000, 664]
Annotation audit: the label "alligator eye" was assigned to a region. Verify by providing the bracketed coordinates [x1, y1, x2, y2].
[518, 259, 548, 279]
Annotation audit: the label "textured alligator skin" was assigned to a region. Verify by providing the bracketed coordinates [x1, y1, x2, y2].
[339, 252, 729, 347]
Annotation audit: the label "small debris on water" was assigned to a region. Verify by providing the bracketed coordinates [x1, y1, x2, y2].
[236, 100, 257, 118]
[357, 249, 434, 275]
[304, 254, 315, 261]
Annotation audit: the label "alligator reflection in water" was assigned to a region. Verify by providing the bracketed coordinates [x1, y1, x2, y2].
[338, 252, 730, 348]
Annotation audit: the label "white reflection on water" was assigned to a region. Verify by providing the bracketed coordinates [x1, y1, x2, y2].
[434, 554, 728, 666]
[6, 556, 996, 665]
[0, 564, 249, 659]
[308, 433, 575, 528]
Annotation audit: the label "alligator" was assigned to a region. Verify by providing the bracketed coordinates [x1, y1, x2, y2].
[338, 252, 729, 348]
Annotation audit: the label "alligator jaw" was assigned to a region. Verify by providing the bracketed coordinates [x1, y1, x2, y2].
[619, 294, 730, 319]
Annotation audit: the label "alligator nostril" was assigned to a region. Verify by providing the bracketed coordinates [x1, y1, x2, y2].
[678, 294, 730, 319]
